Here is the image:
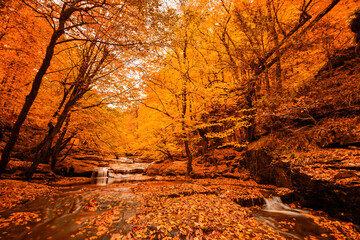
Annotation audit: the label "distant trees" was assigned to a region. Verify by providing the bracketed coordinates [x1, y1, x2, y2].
[127, 0, 357, 171]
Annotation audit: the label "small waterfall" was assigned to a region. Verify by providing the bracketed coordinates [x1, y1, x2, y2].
[255, 197, 333, 239]
[264, 196, 307, 216]
[96, 177, 114, 186]
[97, 167, 108, 178]
[91, 167, 111, 185]
[90, 158, 151, 184]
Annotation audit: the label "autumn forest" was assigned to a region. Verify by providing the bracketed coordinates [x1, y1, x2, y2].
[1, 0, 360, 239]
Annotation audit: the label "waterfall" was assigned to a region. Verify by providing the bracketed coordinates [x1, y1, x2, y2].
[91, 167, 110, 185]
[97, 167, 108, 178]
[264, 197, 307, 216]
[91, 167, 114, 186]
[255, 197, 329, 239]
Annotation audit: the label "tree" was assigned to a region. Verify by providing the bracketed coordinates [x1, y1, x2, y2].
[226, 0, 343, 140]
[0, 0, 49, 122]
[26, 41, 112, 179]
[0, 0, 109, 176]
[0, 0, 165, 176]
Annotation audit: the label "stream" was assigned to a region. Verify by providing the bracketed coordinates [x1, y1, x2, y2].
[254, 197, 334, 239]
[0, 185, 138, 240]
[0, 158, 358, 239]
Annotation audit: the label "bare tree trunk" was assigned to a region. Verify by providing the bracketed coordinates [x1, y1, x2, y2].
[244, 77, 256, 142]
[266, 0, 282, 94]
[272, 23, 282, 93]
[185, 136, 193, 176]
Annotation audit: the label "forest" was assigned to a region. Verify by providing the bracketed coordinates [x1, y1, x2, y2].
[1, 0, 360, 239]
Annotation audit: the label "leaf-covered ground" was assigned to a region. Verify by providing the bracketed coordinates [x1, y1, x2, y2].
[119, 179, 360, 240]
[0, 179, 53, 210]
[1, 178, 359, 239]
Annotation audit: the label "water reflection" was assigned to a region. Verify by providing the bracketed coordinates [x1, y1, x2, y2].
[0, 185, 138, 240]
[92, 177, 115, 186]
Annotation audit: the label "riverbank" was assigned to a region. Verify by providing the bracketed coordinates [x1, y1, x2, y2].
[144, 146, 360, 226]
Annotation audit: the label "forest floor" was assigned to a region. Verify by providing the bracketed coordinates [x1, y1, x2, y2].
[1, 176, 360, 239]
[0, 179, 53, 210]
[125, 178, 360, 239]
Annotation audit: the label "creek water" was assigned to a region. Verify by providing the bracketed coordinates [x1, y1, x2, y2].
[0, 158, 356, 239]
[254, 197, 338, 239]
[0, 184, 139, 240]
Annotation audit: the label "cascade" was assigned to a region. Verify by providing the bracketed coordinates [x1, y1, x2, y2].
[255, 197, 334, 239]
[92, 167, 113, 186]
[97, 167, 108, 178]
[264, 196, 307, 216]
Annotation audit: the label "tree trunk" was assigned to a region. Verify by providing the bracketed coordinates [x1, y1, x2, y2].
[26, 89, 82, 179]
[182, 83, 193, 176]
[0, 4, 75, 176]
[273, 28, 282, 93]
[185, 136, 193, 176]
[266, 0, 282, 94]
[0, 32, 60, 176]
[51, 122, 71, 171]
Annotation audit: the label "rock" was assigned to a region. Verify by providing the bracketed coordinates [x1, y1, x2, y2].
[71, 154, 103, 161]
[145, 160, 186, 176]
[243, 150, 293, 188]
[242, 148, 360, 224]
[333, 171, 355, 179]
[113, 168, 145, 174]
[55, 158, 99, 177]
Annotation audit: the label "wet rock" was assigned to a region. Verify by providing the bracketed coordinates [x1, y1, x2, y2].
[243, 148, 360, 224]
[234, 197, 264, 207]
[114, 168, 144, 174]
